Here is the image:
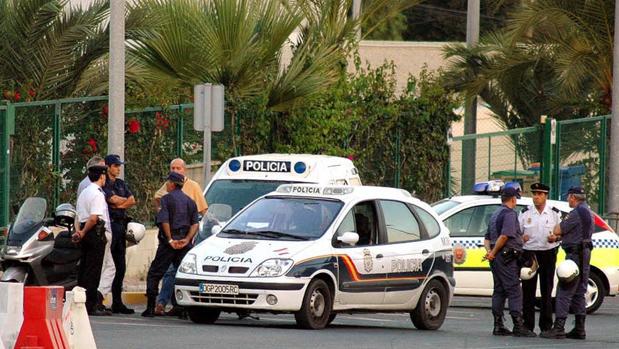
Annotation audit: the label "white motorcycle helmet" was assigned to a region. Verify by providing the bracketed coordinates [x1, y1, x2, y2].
[556, 259, 580, 283]
[126, 222, 146, 247]
[520, 258, 539, 281]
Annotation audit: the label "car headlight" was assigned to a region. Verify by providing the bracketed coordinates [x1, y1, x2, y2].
[178, 253, 198, 274]
[250, 258, 294, 277]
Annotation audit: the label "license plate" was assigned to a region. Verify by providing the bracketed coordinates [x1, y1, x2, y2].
[199, 283, 239, 295]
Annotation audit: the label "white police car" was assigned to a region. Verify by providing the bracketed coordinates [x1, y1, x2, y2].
[176, 184, 454, 329]
[432, 181, 619, 313]
[197, 154, 361, 243]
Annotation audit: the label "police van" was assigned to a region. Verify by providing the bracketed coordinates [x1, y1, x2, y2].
[432, 180, 619, 313]
[176, 184, 454, 329]
[197, 154, 362, 242]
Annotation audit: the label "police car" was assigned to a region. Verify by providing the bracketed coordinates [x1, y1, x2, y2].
[176, 184, 454, 329]
[432, 181, 619, 313]
[197, 154, 362, 243]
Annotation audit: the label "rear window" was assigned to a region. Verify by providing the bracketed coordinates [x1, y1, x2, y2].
[431, 199, 461, 215]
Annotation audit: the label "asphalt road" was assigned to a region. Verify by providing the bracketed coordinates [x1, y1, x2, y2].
[92, 296, 619, 349]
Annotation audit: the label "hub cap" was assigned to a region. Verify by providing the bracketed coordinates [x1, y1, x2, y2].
[425, 289, 441, 318]
[309, 289, 325, 318]
[585, 278, 599, 308]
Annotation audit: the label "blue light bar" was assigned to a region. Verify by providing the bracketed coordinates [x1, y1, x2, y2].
[229, 159, 241, 172]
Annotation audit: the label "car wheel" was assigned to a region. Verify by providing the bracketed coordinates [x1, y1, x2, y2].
[187, 307, 220, 324]
[294, 279, 333, 329]
[411, 279, 448, 330]
[586, 272, 605, 314]
[327, 313, 337, 326]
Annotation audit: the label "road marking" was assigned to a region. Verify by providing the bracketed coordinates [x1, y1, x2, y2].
[91, 321, 186, 328]
[446, 316, 478, 320]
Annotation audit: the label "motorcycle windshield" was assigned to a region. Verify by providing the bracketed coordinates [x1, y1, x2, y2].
[7, 197, 47, 246]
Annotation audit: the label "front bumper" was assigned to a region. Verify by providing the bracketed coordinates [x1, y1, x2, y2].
[174, 276, 309, 312]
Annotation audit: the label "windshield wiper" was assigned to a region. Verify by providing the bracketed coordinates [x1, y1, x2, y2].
[251, 230, 309, 240]
[220, 229, 248, 235]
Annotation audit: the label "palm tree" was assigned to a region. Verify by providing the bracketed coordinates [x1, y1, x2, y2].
[0, 0, 111, 100]
[127, 0, 420, 150]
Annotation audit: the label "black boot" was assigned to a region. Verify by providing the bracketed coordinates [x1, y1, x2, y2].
[566, 315, 586, 340]
[540, 318, 566, 339]
[512, 314, 537, 337]
[493, 315, 512, 336]
[141, 296, 156, 318]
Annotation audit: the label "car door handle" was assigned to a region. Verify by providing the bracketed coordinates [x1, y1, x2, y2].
[422, 249, 430, 255]
[376, 254, 383, 259]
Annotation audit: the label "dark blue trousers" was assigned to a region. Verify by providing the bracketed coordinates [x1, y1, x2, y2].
[490, 253, 522, 317]
[555, 249, 591, 318]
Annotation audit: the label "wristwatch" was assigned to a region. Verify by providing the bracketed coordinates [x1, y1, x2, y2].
[168, 239, 174, 245]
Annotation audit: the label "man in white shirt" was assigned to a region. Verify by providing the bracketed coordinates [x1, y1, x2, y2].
[77, 155, 116, 313]
[74, 165, 111, 316]
[518, 182, 562, 333]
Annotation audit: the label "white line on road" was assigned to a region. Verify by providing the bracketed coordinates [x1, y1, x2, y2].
[91, 321, 186, 328]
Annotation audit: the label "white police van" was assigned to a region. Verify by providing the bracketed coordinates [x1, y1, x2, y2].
[197, 154, 362, 242]
[176, 184, 454, 329]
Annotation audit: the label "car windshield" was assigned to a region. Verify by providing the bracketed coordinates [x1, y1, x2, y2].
[431, 199, 461, 215]
[219, 197, 343, 240]
[205, 179, 298, 220]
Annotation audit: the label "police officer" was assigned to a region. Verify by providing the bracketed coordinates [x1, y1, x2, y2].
[541, 186, 594, 340]
[142, 172, 199, 317]
[74, 165, 110, 316]
[103, 154, 136, 314]
[519, 183, 561, 333]
[484, 187, 536, 337]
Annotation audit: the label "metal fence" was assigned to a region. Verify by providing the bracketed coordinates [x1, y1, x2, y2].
[0, 97, 233, 227]
[448, 115, 610, 214]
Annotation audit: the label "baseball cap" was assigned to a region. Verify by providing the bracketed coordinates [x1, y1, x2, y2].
[501, 187, 521, 199]
[104, 154, 124, 166]
[567, 186, 585, 195]
[166, 171, 185, 185]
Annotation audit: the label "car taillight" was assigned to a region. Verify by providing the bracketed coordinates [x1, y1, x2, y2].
[593, 214, 614, 233]
[37, 230, 50, 241]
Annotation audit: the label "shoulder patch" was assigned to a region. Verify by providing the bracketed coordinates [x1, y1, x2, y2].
[551, 206, 560, 213]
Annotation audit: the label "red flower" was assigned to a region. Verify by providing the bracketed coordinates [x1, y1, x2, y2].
[87, 138, 98, 153]
[347, 154, 356, 161]
[28, 89, 36, 98]
[128, 119, 141, 134]
[13, 91, 20, 102]
[155, 112, 170, 130]
[101, 104, 109, 117]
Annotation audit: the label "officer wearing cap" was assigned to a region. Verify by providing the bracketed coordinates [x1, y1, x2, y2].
[541, 186, 594, 340]
[102, 154, 136, 314]
[142, 172, 199, 317]
[74, 165, 110, 316]
[484, 187, 535, 337]
[519, 183, 561, 333]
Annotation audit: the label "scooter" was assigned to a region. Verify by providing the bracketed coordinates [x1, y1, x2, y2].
[0, 197, 80, 288]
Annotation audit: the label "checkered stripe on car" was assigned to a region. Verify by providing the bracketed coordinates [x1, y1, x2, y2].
[451, 239, 483, 249]
[593, 239, 619, 249]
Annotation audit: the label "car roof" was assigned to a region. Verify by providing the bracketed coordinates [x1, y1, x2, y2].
[269, 184, 428, 206]
[442, 195, 570, 212]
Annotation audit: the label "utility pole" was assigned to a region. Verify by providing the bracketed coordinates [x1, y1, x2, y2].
[352, 0, 362, 40]
[461, 0, 479, 194]
[109, 0, 125, 177]
[607, 0, 619, 227]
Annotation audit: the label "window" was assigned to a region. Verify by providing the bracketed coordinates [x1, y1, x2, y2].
[444, 205, 500, 237]
[414, 206, 441, 238]
[334, 201, 378, 247]
[431, 199, 462, 215]
[380, 200, 421, 243]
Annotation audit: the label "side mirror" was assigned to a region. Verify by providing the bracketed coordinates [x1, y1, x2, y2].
[211, 224, 223, 235]
[336, 231, 359, 246]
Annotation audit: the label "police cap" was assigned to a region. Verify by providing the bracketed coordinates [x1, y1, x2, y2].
[104, 154, 124, 166]
[166, 171, 185, 185]
[530, 182, 550, 193]
[88, 165, 107, 177]
[501, 187, 521, 199]
[567, 186, 585, 195]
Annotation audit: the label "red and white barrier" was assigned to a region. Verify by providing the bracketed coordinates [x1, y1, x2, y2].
[0, 282, 24, 349]
[14, 286, 69, 349]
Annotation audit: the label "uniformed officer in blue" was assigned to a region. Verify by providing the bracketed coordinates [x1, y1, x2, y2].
[541, 186, 594, 340]
[519, 182, 561, 333]
[103, 154, 136, 314]
[484, 187, 536, 337]
[142, 172, 199, 317]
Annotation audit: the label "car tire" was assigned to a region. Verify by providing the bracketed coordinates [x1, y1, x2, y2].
[294, 279, 333, 330]
[411, 279, 448, 330]
[187, 307, 220, 324]
[327, 313, 337, 326]
[586, 272, 605, 314]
